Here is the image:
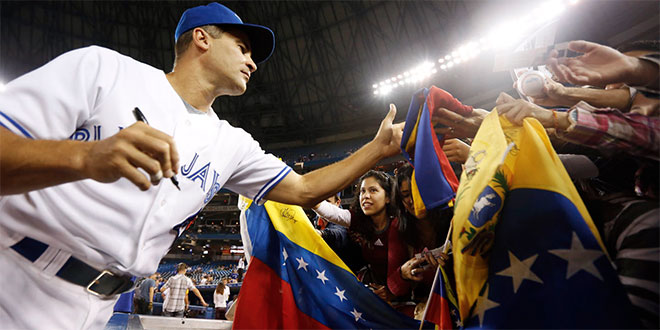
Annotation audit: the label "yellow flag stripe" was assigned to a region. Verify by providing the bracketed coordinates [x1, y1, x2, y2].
[405, 103, 424, 152]
[410, 172, 427, 218]
[264, 201, 354, 275]
[511, 117, 606, 251]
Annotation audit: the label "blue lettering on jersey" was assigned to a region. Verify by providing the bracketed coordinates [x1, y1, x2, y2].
[181, 153, 199, 176]
[204, 170, 221, 204]
[70, 125, 103, 141]
[93, 125, 102, 140]
[188, 162, 210, 190]
[70, 128, 90, 141]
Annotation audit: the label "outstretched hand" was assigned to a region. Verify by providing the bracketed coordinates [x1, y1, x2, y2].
[442, 139, 471, 164]
[495, 92, 554, 126]
[433, 107, 488, 139]
[526, 78, 570, 107]
[547, 40, 640, 87]
[373, 104, 404, 158]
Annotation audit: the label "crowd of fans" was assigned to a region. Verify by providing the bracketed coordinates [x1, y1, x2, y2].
[308, 40, 658, 327]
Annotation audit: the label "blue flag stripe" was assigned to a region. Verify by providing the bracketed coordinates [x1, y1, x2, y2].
[466, 188, 640, 328]
[414, 101, 455, 208]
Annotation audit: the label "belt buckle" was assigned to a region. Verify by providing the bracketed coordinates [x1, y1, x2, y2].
[86, 270, 133, 298]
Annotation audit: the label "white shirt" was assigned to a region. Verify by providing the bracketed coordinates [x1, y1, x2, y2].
[0, 46, 291, 276]
[213, 286, 230, 308]
[162, 287, 170, 308]
[313, 200, 352, 227]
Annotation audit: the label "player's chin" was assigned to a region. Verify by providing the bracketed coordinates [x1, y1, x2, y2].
[231, 81, 248, 95]
[223, 82, 248, 96]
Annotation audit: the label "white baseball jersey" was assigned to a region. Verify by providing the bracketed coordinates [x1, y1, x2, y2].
[0, 46, 291, 276]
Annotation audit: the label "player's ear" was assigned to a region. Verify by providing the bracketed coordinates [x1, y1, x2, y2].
[191, 27, 211, 51]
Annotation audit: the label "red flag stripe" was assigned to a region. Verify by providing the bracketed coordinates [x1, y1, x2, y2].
[233, 257, 330, 329]
[425, 293, 453, 330]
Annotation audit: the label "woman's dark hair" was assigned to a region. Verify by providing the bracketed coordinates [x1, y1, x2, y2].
[395, 163, 453, 248]
[215, 279, 226, 294]
[349, 170, 399, 245]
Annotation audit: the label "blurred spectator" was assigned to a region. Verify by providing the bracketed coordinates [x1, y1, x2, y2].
[236, 256, 245, 282]
[214, 278, 230, 320]
[134, 272, 159, 315]
[160, 263, 208, 317]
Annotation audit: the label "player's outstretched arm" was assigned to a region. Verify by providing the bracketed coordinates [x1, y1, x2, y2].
[265, 104, 403, 208]
[0, 123, 179, 195]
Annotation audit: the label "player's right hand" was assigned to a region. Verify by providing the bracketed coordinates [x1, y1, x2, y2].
[80, 122, 179, 190]
[372, 104, 404, 158]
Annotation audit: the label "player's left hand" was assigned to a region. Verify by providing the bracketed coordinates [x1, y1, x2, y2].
[373, 104, 404, 158]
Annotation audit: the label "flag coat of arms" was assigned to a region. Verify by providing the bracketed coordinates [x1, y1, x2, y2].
[452, 110, 640, 328]
[233, 199, 427, 329]
[401, 86, 464, 218]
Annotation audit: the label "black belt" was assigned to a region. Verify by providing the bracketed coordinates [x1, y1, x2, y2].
[10, 237, 135, 298]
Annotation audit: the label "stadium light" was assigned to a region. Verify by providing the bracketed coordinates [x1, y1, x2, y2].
[371, 0, 579, 96]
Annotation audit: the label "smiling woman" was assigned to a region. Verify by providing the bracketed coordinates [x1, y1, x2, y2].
[312, 170, 412, 304]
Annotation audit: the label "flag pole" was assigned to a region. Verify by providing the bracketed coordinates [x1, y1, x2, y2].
[442, 219, 453, 254]
[418, 219, 453, 330]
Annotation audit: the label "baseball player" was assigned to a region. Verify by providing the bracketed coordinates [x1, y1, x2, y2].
[0, 2, 403, 329]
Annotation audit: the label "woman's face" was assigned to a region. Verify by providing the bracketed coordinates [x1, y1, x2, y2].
[359, 176, 389, 216]
[399, 179, 416, 216]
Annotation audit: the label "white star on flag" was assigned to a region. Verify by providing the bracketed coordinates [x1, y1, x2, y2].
[316, 269, 329, 284]
[549, 232, 604, 281]
[282, 247, 288, 261]
[475, 285, 499, 327]
[334, 287, 346, 302]
[296, 256, 309, 272]
[350, 308, 363, 322]
[495, 251, 543, 293]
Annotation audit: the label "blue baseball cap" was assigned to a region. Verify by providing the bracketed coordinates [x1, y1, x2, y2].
[175, 2, 275, 64]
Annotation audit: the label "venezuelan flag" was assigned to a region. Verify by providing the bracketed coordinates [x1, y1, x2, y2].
[401, 86, 462, 218]
[452, 110, 640, 328]
[233, 199, 427, 329]
[423, 265, 461, 329]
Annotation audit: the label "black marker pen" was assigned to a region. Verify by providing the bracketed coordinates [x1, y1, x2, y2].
[132, 107, 181, 190]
